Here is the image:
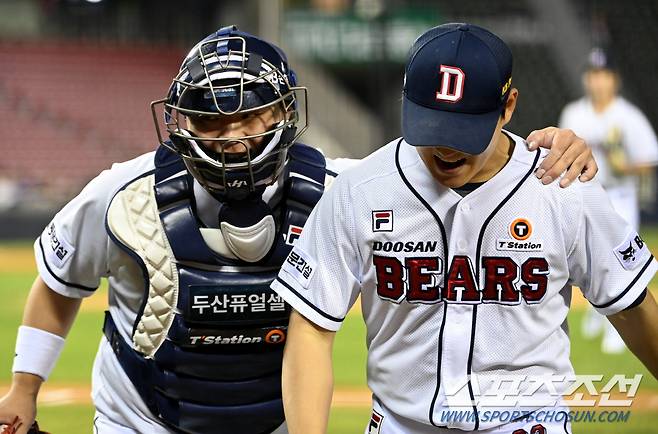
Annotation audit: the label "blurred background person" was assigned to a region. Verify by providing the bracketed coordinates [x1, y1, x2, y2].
[559, 47, 658, 354]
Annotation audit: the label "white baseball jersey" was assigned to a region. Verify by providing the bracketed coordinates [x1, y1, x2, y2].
[34, 150, 357, 432]
[272, 132, 657, 432]
[559, 96, 658, 228]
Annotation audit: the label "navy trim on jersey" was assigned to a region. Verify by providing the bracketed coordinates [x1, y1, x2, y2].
[590, 255, 654, 309]
[467, 148, 542, 429]
[466, 304, 478, 427]
[37, 237, 97, 292]
[510, 408, 538, 422]
[429, 305, 449, 428]
[325, 168, 338, 178]
[624, 288, 647, 311]
[105, 225, 151, 338]
[563, 411, 571, 434]
[393, 139, 450, 428]
[275, 277, 345, 323]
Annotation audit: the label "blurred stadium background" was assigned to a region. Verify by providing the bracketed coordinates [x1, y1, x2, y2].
[0, 0, 657, 433]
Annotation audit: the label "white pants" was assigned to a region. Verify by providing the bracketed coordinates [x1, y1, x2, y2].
[365, 399, 571, 434]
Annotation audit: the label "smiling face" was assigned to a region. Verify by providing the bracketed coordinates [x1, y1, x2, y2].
[416, 88, 518, 188]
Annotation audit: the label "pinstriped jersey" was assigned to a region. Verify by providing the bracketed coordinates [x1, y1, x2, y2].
[271, 131, 657, 431]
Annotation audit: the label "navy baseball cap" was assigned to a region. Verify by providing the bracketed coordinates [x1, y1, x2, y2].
[402, 23, 513, 154]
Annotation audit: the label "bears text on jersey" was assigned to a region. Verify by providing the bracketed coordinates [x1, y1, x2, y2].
[373, 254, 549, 305]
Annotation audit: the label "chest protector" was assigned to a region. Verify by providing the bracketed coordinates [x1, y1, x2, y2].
[104, 144, 326, 434]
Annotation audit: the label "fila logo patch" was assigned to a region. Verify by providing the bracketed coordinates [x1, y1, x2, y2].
[372, 210, 393, 232]
[367, 409, 384, 434]
[436, 64, 465, 103]
[285, 225, 303, 246]
[614, 231, 650, 271]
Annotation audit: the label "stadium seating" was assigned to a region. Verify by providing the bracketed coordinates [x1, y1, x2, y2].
[0, 41, 181, 203]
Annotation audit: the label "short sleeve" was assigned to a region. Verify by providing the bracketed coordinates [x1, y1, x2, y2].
[324, 157, 361, 190]
[621, 107, 658, 166]
[271, 177, 361, 331]
[325, 157, 361, 175]
[34, 170, 117, 298]
[568, 182, 657, 315]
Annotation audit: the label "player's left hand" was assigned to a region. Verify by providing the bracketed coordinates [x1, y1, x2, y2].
[526, 127, 598, 188]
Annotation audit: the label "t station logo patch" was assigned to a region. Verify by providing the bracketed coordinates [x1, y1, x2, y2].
[496, 218, 543, 252]
[186, 328, 287, 346]
[265, 329, 286, 344]
[372, 210, 393, 232]
[510, 218, 532, 240]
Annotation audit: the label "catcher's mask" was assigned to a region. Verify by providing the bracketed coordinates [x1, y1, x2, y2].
[151, 25, 308, 201]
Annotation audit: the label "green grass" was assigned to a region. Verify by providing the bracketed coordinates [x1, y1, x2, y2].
[640, 225, 658, 249]
[0, 272, 105, 384]
[570, 412, 657, 434]
[333, 310, 368, 388]
[1, 227, 657, 433]
[328, 407, 371, 433]
[37, 404, 95, 432]
[567, 310, 657, 391]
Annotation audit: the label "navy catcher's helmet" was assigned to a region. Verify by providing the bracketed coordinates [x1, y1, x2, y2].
[151, 25, 307, 200]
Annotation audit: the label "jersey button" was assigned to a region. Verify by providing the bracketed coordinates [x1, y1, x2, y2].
[457, 239, 468, 250]
[461, 203, 471, 212]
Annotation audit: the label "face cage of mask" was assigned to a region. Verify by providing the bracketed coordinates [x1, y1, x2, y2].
[150, 55, 309, 198]
[162, 96, 300, 198]
[173, 123, 290, 198]
[182, 140, 288, 200]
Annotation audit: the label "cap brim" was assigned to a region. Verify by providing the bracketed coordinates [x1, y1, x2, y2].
[402, 96, 501, 154]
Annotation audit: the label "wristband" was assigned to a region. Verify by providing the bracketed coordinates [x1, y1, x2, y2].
[12, 326, 65, 381]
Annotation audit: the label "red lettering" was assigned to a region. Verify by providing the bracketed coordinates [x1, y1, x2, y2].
[530, 424, 547, 434]
[520, 258, 549, 303]
[443, 256, 479, 302]
[373, 255, 405, 302]
[406, 257, 441, 303]
[482, 257, 519, 302]
[373, 254, 549, 306]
